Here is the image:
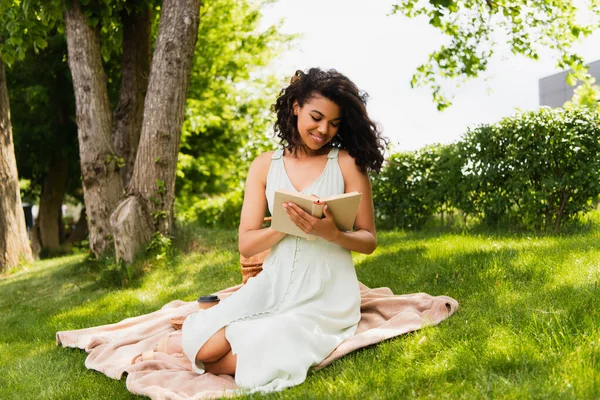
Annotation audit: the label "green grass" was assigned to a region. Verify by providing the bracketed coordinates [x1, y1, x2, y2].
[1, 222, 599, 399]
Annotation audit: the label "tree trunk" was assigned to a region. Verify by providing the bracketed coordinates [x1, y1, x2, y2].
[30, 218, 42, 260]
[66, 207, 88, 244]
[113, 7, 151, 187]
[111, 0, 201, 263]
[554, 191, 570, 232]
[37, 158, 68, 253]
[63, 0, 124, 257]
[0, 58, 33, 272]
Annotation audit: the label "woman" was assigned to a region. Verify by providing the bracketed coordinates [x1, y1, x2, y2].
[181, 67, 387, 393]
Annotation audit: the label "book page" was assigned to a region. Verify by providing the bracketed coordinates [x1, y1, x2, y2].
[271, 190, 362, 239]
[322, 192, 361, 232]
[271, 190, 319, 239]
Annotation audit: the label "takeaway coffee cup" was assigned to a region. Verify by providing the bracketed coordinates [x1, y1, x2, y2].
[197, 295, 220, 309]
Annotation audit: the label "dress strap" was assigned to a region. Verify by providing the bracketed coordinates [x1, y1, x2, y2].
[271, 148, 284, 160]
[327, 147, 340, 159]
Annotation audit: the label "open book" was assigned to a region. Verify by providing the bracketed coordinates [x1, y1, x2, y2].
[271, 189, 362, 240]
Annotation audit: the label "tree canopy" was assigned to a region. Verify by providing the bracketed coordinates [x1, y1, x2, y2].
[176, 0, 291, 208]
[0, 0, 292, 263]
[391, 0, 600, 110]
[8, 33, 79, 202]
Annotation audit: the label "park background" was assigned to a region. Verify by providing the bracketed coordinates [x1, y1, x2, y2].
[0, 0, 599, 398]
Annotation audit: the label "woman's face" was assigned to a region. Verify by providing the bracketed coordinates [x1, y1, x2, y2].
[294, 95, 341, 152]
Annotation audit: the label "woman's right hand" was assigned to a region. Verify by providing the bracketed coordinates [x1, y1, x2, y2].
[284, 203, 341, 242]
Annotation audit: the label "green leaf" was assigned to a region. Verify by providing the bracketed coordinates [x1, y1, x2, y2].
[35, 37, 47, 50]
[88, 16, 99, 27]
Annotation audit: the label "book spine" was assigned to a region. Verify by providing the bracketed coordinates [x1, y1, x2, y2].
[311, 203, 324, 218]
[306, 203, 325, 241]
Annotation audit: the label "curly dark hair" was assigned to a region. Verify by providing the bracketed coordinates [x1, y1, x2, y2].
[272, 68, 388, 173]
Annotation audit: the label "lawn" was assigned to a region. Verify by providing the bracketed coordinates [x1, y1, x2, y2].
[1, 221, 599, 399]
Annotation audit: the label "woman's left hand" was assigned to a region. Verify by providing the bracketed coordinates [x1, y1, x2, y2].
[283, 202, 340, 242]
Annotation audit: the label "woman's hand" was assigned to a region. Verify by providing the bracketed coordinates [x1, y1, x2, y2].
[283, 202, 341, 242]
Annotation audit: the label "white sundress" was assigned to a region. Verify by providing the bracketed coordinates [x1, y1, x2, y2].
[181, 147, 361, 394]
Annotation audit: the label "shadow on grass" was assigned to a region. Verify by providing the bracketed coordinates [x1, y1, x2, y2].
[0, 228, 243, 343]
[0, 227, 244, 399]
[396, 277, 600, 398]
[362, 230, 600, 291]
[297, 275, 600, 399]
[0, 343, 142, 400]
[348, 230, 600, 398]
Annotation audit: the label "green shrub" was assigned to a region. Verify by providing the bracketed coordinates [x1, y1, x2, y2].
[457, 122, 518, 226]
[460, 107, 600, 230]
[177, 189, 244, 229]
[372, 144, 462, 229]
[372, 151, 421, 229]
[375, 107, 600, 231]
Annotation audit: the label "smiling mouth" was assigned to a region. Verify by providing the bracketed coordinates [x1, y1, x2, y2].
[310, 133, 326, 143]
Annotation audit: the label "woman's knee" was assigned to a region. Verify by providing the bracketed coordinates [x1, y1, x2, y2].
[195, 345, 223, 363]
[204, 351, 237, 376]
[195, 328, 231, 363]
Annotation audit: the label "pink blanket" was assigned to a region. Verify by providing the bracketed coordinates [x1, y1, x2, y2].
[57, 282, 458, 399]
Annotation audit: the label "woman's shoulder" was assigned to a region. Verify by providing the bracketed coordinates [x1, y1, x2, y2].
[337, 149, 366, 176]
[337, 148, 352, 161]
[248, 151, 277, 175]
[251, 150, 277, 163]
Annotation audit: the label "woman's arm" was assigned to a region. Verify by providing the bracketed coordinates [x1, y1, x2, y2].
[238, 153, 287, 258]
[284, 151, 377, 254]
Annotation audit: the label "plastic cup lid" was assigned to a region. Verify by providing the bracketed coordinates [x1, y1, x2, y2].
[197, 295, 219, 303]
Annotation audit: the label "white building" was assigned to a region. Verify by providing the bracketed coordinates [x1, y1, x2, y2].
[539, 59, 600, 107]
